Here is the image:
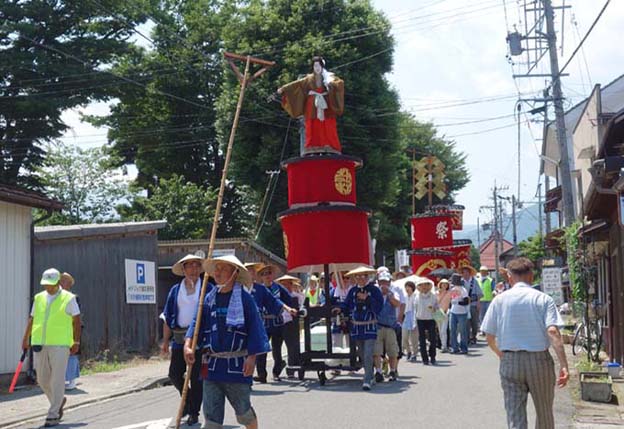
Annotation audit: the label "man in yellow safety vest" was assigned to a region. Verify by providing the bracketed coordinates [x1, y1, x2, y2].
[21, 268, 82, 427]
[478, 266, 495, 330]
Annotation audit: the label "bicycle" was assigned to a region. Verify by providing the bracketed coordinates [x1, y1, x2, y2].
[571, 300, 604, 361]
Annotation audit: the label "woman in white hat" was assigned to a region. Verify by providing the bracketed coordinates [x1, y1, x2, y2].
[161, 254, 204, 425]
[183, 255, 269, 429]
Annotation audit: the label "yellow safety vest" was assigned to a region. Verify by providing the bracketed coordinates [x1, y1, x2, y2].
[480, 277, 494, 302]
[31, 290, 75, 347]
[306, 288, 321, 306]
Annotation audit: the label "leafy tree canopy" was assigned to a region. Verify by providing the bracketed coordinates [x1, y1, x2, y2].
[118, 174, 217, 240]
[35, 142, 131, 224]
[1, 0, 154, 188]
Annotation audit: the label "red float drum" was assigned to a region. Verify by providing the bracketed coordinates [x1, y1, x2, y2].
[279, 205, 372, 272]
[282, 154, 362, 207]
[411, 213, 454, 249]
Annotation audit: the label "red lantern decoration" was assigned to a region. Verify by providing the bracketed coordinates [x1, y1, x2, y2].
[279, 206, 372, 272]
[411, 214, 453, 249]
[283, 154, 362, 207]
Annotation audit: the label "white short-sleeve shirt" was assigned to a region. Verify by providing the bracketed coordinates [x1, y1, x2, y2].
[481, 282, 563, 351]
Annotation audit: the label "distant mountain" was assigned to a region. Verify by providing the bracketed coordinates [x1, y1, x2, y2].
[455, 203, 559, 247]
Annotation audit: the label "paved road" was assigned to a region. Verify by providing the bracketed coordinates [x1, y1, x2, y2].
[9, 341, 574, 428]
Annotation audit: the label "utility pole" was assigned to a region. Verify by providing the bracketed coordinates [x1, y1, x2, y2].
[493, 185, 500, 277]
[477, 216, 481, 249]
[512, 195, 518, 250]
[544, 0, 576, 226]
[538, 182, 544, 238]
[545, 175, 552, 233]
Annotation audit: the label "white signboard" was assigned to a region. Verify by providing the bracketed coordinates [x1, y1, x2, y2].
[542, 267, 563, 305]
[212, 248, 235, 257]
[125, 259, 156, 304]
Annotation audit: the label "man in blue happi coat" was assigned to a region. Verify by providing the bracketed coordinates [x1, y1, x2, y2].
[184, 255, 269, 429]
[250, 263, 298, 382]
[336, 266, 383, 391]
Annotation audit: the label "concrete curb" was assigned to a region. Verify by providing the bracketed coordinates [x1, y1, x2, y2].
[0, 376, 170, 428]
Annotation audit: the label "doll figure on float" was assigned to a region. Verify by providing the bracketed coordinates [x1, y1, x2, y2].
[275, 56, 344, 155]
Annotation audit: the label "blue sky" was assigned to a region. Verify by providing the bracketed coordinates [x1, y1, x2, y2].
[59, 0, 624, 231]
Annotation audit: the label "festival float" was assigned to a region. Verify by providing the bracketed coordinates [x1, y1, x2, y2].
[276, 57, 373, 385]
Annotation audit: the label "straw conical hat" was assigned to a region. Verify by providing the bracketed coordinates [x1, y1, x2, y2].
[203, 255, 251, 285]
[172, 254, 205, 277]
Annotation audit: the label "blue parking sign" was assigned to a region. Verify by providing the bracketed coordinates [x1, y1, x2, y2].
[136, 263, 145, 284]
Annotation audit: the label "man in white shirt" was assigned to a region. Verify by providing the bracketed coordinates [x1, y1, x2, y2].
[414, 280, 439, 365]
[161, 254, 204, 426]
[481, 257, 569, 429]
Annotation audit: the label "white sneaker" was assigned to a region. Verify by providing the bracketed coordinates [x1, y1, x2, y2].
[65, 380, 76, 390]
[362, 382, 371, 391]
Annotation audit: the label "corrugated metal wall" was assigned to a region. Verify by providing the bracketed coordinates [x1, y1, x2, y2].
[0, 201, 31, 374]
[33, 233, 159, 358]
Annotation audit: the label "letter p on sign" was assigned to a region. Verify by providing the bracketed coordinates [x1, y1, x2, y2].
[136, 263, 145, 284]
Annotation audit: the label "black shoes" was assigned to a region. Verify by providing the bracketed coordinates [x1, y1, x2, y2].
[374, 371, 384, 383]
[186, 415, 199, 426]
[388, 371, 397, 381]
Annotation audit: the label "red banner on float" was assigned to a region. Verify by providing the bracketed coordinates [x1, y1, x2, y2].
[279, 206, 371, 272]
[411, 215, 453, 249]
[452, 244, 471, 268]
[449, 210, 463, 230]
[284, 156, 361, 206]
[411, 253, 454, 277]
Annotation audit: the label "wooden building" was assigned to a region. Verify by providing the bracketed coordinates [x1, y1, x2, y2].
[157, 238, 287, 316]
[0, 184, 62, 383]
[33, 221, 166, 359]
[582, 108, 624, 365]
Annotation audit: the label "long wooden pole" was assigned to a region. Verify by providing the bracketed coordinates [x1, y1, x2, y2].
[174, 55, 252, 429]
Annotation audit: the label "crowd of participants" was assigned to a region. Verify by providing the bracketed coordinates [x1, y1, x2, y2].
[22, 254, 566, 429]
[156, 254, 518, 428]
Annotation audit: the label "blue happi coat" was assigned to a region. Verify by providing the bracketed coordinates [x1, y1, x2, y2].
[341, 283, 383, 340]
[186, 283, 269, 384]
[258, 282, 291, 334]
[248, 282, 284, 325]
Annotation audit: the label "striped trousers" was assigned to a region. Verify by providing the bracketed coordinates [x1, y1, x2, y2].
[500, 350, 556, 429]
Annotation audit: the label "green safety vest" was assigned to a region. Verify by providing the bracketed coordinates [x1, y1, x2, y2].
[480, 277, 494, 302]
[31, 289, 74, 347]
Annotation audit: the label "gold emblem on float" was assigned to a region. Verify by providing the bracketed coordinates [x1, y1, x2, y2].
[283, 232, 289, 258]
[334, 168, 353, 195]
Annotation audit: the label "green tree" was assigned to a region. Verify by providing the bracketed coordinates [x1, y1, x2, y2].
[470, 245, 481, 268]
[90, 0, 248, 236]
[518, 233, 545, 265]
[35, 142, 131, 224]
[0, 0, 153, 188]
[217, 0, 401, 255]
[379, 114, 469, 255]
[119, 174, 217, 240]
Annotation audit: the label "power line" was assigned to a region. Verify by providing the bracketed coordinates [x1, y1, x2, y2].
[17, 34, 212, 111]
[557, 0, 610, 78]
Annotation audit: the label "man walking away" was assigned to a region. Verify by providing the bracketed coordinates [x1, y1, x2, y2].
[481, 257, 569, 429]
[22, 268, 81, 427]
